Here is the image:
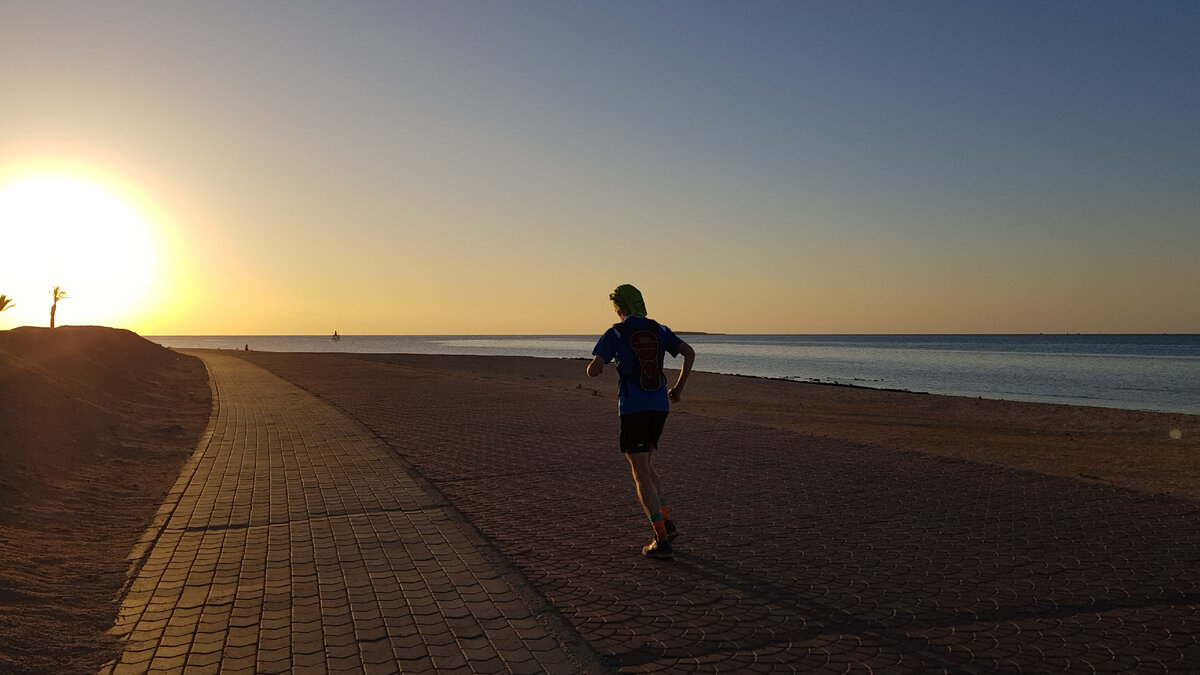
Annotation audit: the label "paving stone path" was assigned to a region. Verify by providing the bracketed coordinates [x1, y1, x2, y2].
[237, 352, 1200, 674]
[105, 352, 604, 674]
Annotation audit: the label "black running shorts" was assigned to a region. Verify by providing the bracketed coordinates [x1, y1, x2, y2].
[619, 410, 669, 454]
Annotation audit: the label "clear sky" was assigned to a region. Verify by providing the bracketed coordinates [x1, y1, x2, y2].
[1, 1, 1197, 335]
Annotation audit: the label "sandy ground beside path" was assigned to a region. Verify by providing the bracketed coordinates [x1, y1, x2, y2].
[0, 327, 211, 674]
[683, 367, 1200, 502]
[248, 351, 1200, 503]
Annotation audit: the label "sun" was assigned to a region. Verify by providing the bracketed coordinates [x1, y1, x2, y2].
[0, 175, 161, 330]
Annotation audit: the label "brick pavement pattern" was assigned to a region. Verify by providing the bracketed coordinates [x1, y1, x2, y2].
[106, 352, 600, 674]
[238, 352, 1200, 674]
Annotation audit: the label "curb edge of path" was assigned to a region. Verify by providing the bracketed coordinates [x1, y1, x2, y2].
[113, 353, 220, 608]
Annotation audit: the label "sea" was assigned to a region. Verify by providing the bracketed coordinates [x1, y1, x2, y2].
[147, 334, 1200, 416]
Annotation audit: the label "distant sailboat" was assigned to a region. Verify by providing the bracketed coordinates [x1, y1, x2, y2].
[332, 330, 341, 342]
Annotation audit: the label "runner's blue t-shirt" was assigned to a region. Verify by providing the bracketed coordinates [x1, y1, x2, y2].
[592, 316, 683, 416]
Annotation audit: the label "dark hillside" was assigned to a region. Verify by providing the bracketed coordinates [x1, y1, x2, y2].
[0, 326, 210, 674]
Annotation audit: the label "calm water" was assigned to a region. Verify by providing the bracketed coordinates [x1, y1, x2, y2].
[149, 334, 1200, 415]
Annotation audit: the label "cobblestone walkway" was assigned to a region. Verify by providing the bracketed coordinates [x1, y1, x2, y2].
[105, 352, 603, 674]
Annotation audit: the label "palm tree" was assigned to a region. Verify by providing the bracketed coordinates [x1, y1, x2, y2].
[50, 286, 68, 328]
[0, 294, 13, 313]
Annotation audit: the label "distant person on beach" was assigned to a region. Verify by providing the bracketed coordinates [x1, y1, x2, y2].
[587, 284, 695, 558]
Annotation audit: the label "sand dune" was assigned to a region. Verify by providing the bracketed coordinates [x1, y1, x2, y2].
[0, 327, 210, 674]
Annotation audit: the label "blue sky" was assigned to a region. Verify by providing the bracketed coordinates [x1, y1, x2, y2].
[1, 1, 1197, 334]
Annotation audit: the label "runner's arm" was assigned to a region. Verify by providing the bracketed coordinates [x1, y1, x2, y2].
[668, 341, 695, 402]
[587, 355, 606, 377]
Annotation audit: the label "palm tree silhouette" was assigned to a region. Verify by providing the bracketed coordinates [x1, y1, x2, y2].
[0, 294, 13, 313]
[50, 286, 68, 328]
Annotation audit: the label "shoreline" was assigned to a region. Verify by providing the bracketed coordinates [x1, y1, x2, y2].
[168, 345, 1200, 416]
[146, 333, 1200, 417]
[707, 371, 1195, 417]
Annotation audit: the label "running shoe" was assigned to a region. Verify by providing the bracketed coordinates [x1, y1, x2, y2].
[641, 538, 673, 558]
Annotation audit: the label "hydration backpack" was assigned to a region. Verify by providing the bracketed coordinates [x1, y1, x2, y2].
[613, 320, 663, 391]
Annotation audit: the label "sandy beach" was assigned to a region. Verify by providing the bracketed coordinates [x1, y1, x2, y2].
[1, 328, 1197, 671]
[0, 327, 210, 673]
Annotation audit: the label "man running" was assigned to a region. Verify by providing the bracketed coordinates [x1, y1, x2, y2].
[587, 284, 695, 558]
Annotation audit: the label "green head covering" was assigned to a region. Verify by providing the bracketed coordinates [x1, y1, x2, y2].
[609, 284, 647, 317]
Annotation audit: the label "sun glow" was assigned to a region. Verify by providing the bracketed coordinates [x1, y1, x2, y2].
[0, 175, 164, 330]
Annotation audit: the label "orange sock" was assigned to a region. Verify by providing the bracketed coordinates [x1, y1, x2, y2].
[650, 512, 667, 540]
